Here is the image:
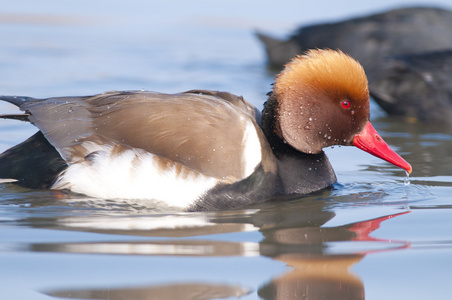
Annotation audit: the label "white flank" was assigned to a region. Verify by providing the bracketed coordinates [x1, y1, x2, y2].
[241, 121, 262, 177]
[51, 143, 220, 208]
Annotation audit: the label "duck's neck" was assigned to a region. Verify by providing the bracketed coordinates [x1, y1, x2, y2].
[261, 93, 337, 194]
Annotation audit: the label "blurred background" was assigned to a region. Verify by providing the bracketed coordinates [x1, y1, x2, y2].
[2, 0, 450, 98]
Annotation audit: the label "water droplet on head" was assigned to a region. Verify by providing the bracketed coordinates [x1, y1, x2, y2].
[423, 72, 433, 82]
[308, 117, 313, 121]
[304, 124, 311, 130]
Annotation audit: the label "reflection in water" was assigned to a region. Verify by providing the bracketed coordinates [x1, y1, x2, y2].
[33, 198, 410, 300]
[48, 283, 249, 300]
[374, 117, 452, 180]
[257, 211, 409, 300]
[32, 239, 259, 257]
[259, 254, 364, 300]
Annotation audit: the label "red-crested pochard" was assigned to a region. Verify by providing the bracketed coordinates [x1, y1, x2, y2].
[0, 49, 411, 211]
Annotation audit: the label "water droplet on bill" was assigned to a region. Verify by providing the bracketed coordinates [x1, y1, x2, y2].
[404, 171, 411, 186]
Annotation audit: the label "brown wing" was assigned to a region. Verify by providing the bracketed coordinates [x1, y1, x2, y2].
[183, 89, 262, 125]
[20, 90, 265, 180]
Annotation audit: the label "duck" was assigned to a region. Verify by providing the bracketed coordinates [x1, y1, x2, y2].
[369, 50, 452, 124]
[0, 49, 411, 211]
[256, 7, 452, 82]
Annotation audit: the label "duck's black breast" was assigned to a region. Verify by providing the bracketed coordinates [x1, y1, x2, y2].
[275, 149, 337, 195]
[188, 163, 281, 211]
[189, 150, 336, 212]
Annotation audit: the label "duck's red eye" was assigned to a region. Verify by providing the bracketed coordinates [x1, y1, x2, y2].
[341, 100, 351, 109]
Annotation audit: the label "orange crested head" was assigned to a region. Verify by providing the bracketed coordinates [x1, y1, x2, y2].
[274, 49, 368, 103]
[271, 49, 370, 154]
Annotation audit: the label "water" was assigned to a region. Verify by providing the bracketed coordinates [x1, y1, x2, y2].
[1, 1, 452, 299]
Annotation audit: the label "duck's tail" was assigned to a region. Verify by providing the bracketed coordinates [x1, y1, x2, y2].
[0, 95, 33, 122]
[0, 95, 33, 107]
[255, 31, 300, 68]
[0, 132, 67, 189]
